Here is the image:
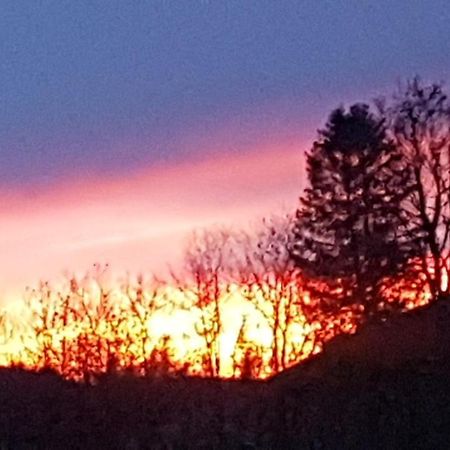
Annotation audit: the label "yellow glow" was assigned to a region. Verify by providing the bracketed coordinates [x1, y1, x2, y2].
[0, 258, 443, 380]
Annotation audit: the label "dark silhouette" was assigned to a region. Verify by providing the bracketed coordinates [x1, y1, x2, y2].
[291, 104, 422, 321]
[1, 79, 450, 449]
[1, 296, 450, 449]
[381, 78, 450, 299]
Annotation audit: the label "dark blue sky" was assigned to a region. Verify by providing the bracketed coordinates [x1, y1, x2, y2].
[1, 0, 449, 187]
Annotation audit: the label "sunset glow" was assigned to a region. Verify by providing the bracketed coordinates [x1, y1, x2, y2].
[0, 259, 437, 380]
[0, 143, 304, 307]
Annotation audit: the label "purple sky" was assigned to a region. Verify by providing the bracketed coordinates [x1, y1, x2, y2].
[1, 0, 449, 188]
[1, 1, 450, 304]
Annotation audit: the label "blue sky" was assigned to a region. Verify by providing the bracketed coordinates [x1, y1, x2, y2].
[0, 0, 449, 187]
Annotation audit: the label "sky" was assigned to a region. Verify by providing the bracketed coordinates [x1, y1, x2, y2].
[1, 0, 450, 304]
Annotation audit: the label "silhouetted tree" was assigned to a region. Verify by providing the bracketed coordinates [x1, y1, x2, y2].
[291, 104, 422, 321]
[183, 228, 232, 377]
[381, 78, 450, 298]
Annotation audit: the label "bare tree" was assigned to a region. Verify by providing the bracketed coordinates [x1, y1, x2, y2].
[182, 227, 233, 377]
[123, 274, 163, 375]
[238, 215, 323, 373]
[382, 78, 450, 298]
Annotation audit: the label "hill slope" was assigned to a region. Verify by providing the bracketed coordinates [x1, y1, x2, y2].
[1, 298, 450, 449]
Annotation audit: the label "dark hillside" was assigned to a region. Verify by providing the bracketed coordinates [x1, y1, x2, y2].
[2, 298, 450, 449]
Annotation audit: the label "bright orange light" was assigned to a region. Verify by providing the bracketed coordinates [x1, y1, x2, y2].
[0, 259, 442, 381]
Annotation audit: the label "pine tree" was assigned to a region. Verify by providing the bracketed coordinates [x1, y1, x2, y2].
[291, 104, 422, 320]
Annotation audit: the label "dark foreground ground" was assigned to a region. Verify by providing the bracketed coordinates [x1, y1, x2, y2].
[2, 298, 450, 449]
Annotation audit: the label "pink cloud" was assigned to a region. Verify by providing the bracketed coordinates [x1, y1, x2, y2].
[0, 142, 305, 306]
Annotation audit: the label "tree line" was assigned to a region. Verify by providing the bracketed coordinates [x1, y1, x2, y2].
[291, 78, 449, 322]
[0, 78, 448, 381]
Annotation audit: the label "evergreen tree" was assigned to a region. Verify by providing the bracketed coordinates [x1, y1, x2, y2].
[291, 104, 422, 320]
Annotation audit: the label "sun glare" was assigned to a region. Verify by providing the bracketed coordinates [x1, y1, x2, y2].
[0, 257, 445, 380]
